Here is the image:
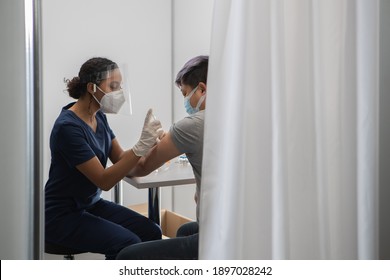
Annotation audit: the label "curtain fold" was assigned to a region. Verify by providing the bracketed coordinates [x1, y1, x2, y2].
[199, 0, 379, 259]
[356, 0, 379, 259]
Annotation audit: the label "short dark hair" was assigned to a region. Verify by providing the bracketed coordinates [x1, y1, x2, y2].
[66, 57, 118, 99]
[175, 55, 208, 88]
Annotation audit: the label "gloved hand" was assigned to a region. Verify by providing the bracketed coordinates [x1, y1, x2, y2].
[156, 130, 166, 143]
[132, 108, 163, 157]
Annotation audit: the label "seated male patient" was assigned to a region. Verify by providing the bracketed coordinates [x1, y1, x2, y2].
[116, 55, 209, 260]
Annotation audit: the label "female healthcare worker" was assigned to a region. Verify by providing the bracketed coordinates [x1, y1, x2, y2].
[45, 57, 163, 259]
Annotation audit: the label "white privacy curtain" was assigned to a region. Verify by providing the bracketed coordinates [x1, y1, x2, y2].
[199, 0, 379, 259]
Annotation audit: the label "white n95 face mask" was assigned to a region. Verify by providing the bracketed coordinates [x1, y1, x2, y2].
[93, 84, 125, 114]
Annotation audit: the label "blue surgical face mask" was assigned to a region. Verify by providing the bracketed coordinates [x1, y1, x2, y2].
[184, 86, 206, 115]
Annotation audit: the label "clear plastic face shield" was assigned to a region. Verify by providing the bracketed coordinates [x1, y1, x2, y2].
[117, 63, 133, 115]
[94, 63, 133, 115]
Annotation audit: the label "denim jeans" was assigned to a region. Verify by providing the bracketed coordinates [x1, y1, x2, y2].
[116, 221, 199, 260]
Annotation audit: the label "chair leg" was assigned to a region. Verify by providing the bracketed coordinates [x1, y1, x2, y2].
[64, 254, 75, 260]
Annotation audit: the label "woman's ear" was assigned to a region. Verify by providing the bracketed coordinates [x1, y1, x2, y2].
[87, 83, 96, 94]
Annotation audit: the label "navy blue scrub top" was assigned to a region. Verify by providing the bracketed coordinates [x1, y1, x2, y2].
[45, 102, 115, 224]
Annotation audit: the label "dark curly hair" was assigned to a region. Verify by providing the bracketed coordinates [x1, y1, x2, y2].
[66, 57, 118, 99]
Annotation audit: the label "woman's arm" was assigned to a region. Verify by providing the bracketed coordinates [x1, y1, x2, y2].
[109, 138, 127, 164]
[76, 148, 140, 191]
[76, 109, 162, 191]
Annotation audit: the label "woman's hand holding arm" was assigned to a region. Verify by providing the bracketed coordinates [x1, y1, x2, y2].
[76, 108, 163, 191]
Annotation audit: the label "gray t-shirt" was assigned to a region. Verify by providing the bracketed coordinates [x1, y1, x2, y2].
[169, 110, 204, 220]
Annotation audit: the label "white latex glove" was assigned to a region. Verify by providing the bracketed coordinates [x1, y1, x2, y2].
[132, 109, 163, 157]
[156, 130, 166, 143]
